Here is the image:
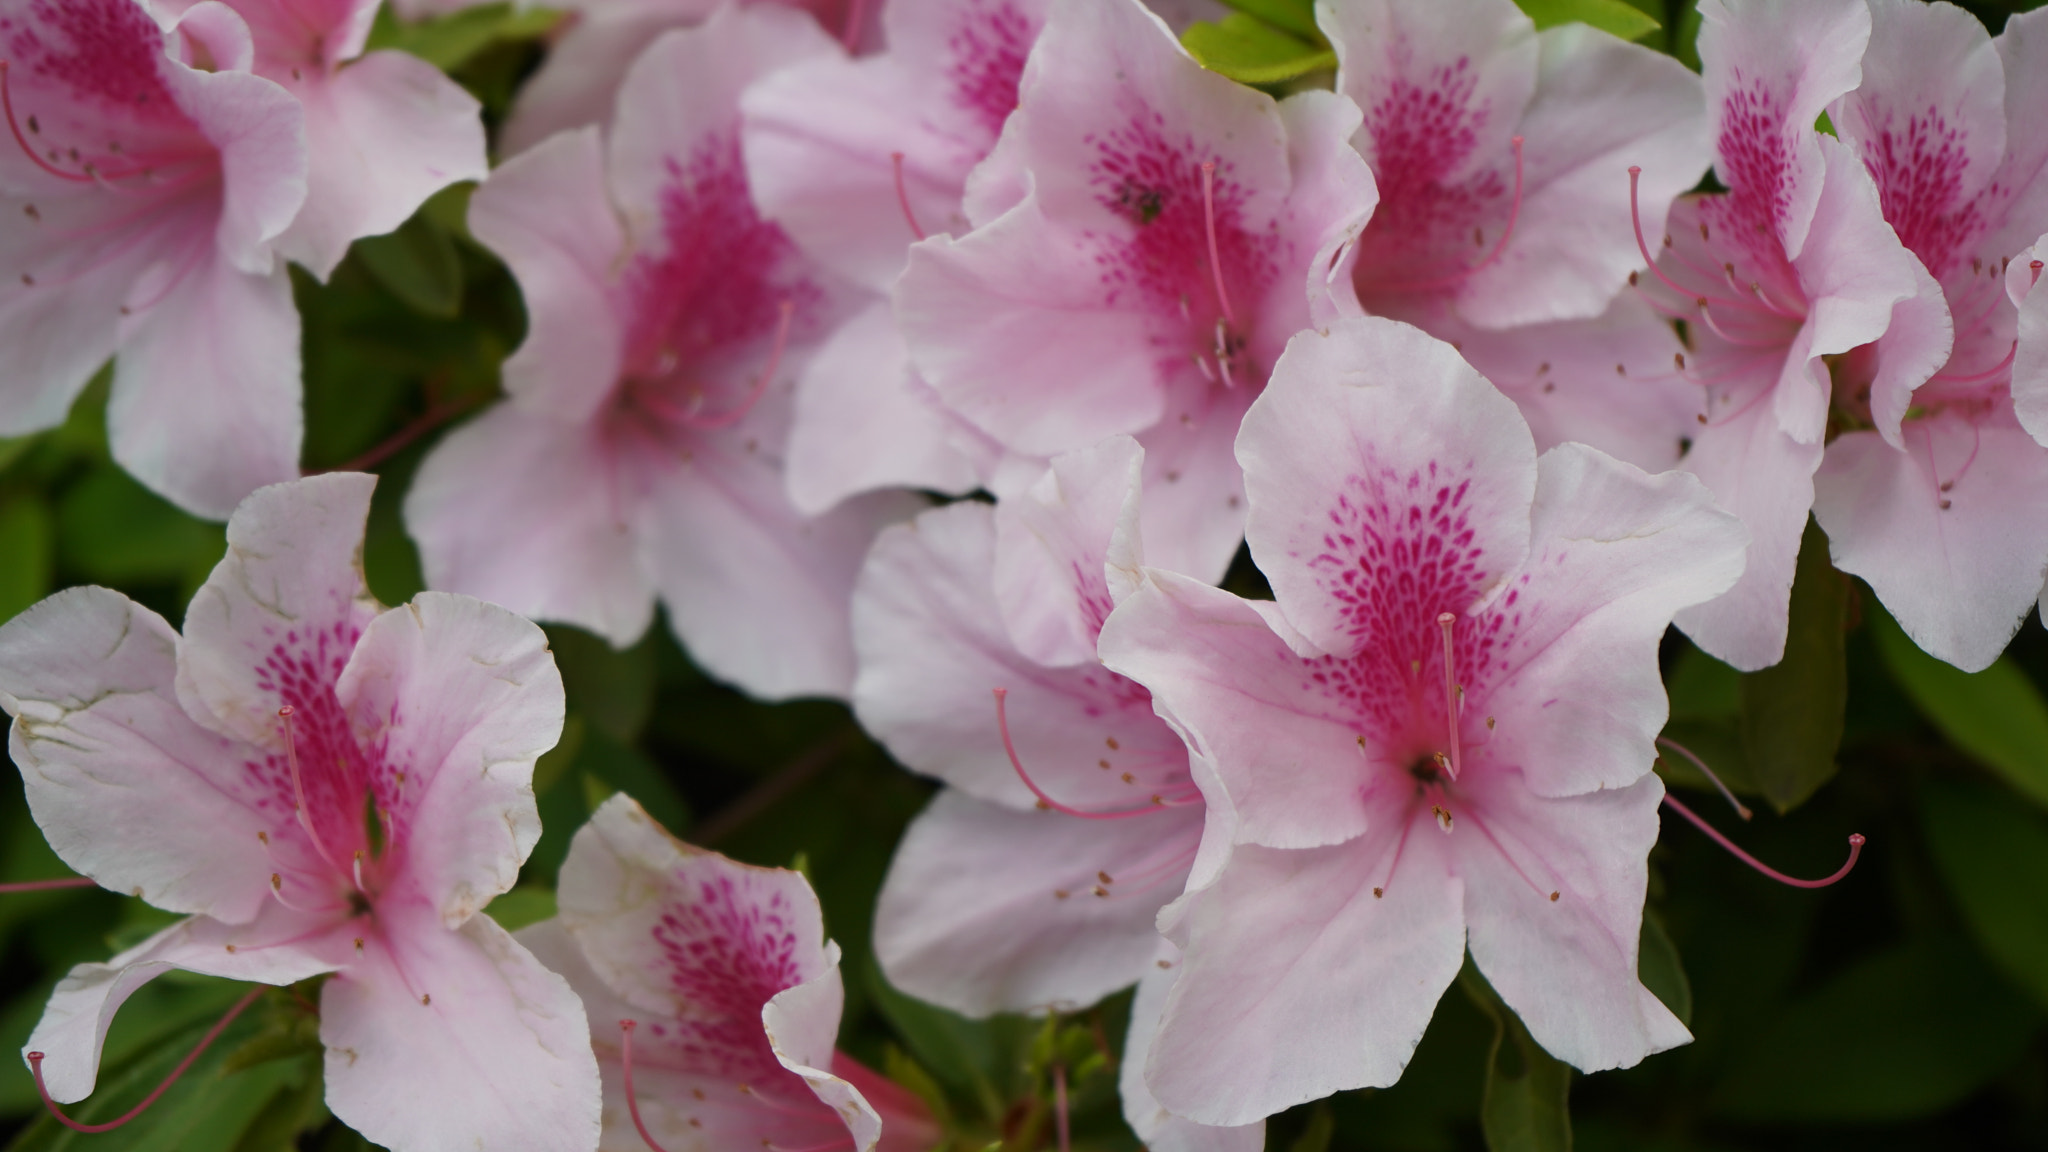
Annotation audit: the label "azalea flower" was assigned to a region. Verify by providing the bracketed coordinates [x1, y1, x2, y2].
[0, 0, 306, 519]
[1097, 316, 1747, 1125]
[518, 792, 939, 1152]
[855, 436, 1257, 1151]
[156, 0, 488, 280]
[1314, 0, 1712, 472]
[1812, 0, 2048, 671]
[404, 4, 919, 702]
[1626, 0, 1947, 670]
[894, 0, 1377, 583]
[0, 473, 600, 1152]
[741, 0, 1050, 514]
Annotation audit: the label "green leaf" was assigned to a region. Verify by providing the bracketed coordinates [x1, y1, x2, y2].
[1738, 519, 1846, 813]
[1921, 777, 2048, 1009]
[1713, 936, 2043, 1122]
[1182, 14, 1338, 85]
[363, 3, 563, 73]
[481, 887, 558, 933]
[1214, 0, 1320, 40]
[55, 466, 225, 593]
[0, 495, 53, 623]
[1514, 0, 1660, 39]
[862, 962, 1030, 1122]
[1872, 605, 2048, 811]
[1637, 910, 1693, 1027]
[353, 214, 464, 319]
[546, 625, 657, 743]
[1289, 1102, 1336, 1152]
[1459, 963, 1572, 1152]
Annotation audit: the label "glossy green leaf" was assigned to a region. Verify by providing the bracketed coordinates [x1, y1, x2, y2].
[1921, 777, 2048, 1009]
[1873, 607, 2048, 810]
[1714, 937, 2042, 1122]
[1515, 0, 1660, 38]
[1215, 0, 1320, 40]
[54, 467, 225, 593]
[1638, 911, 1692, 1027]
[0, 495, 52, 623]
[1459, 964, 1572, 1152]
[1738, 519, 1847, 813]
[354, 215, 464, 319]
[1183, 14, 1338, 85]
[362, 3, 562, 73]
[481, 887, 558, 933]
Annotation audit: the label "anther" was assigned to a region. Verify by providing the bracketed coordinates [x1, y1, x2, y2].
[889, 152, 925, 241]
[619, 1020, 677, 1152]
[1436, 612, 1463, 781]
[1662, 793, 1864, 888]
[1372, 887, 1384, 898]
[1432, 805, 1454, 833]
[27, 986, 263, 1133]
[1199, 161, 1236, 327]
[2032, 259, 2044, 288]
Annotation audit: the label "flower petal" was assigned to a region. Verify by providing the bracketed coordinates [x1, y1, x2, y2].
[1120, 942, 1264, 1152]
[993, 435, 1146, 668]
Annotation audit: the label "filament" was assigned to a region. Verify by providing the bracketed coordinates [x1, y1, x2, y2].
[993, 688, 1191, 819]
[277, 707, 346, 879]
[1199, 161, 1236, 327]
[27, 985, 264, 1133]
[0, 876, 96, 893]
[1661, 793, 1864, 888]
[889, 152, 926, 241]
[618, 1020, 675, 1152]
[1436, 613, 1462, 781]
[1655, 735, 1752, 820]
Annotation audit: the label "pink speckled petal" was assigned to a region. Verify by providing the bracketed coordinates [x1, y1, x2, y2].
[874, 789, 1200, 1015]
[1984, 8, 2048, 260]
[497, 0, 718, 157]
[1479, 444, 1746, 800]
[1456, 768, 1688, 1072]
[1237, 317, 1537, 661]
[1129, 373, 1255, 587]
[1816, 422, 2048, 671]
[1695, 0, 1870, 259]
[853, 501, 1191, 812]
[2014, 233, 2048, 445]
[335, 592, 563, 927]
[0, 588, 278, 923]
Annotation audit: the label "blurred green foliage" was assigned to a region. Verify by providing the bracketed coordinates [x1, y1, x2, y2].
[4, 1, 2048, 1150]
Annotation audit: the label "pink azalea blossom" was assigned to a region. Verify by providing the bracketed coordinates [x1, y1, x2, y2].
[518, 793, 939, 1152]
[1096, 317, 1747, 1125]
[0, 0, 306, 519]
[1314, 0, 1712, 473]
[740, 0, 1049, 513]
[1811, 1, 2048, 670]
[154, 0, 487, 279]
[855, 436, 1259, 1152]
[404, 4, 919, 702]
[894, 0, 1377, 583]
[0, 473, 600, 1152]
[1628, 0, 1949, 670]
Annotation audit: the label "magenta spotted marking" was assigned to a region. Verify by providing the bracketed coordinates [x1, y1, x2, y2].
[2, 0, 176, 115]
[1353, 57, 1513, 287]
[1713, 73, 1799, 258]
[615, 133, 821, 423]
[1299, 462, 1519, 748]
[946, 0, 1036, 143]
[645, 871, 815, 1081]
[1858, 104, 1985, 280]
[1085, 111, 1281, 349]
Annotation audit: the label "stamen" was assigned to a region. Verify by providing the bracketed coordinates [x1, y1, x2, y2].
[889, 152, 926, 241]
[2032, 259, 2044, 288]
[277, 707, 346, 878]
[1436, 613, 1462, 781]
[1655, 735, 1751, 820]
[647, 301, 794, 432]
[1929, 340, 2017, 384]
[1199, 161, 1236, 327]
[0, 876, 96, 893]
[0, 63, 91, 184]
[994, 689, 1187, 819]
[1661, 793, 1863, 888]
[27, 985, 263, 1133]
[1695, 299, 1786, 349]
[618, 1020, 675, 1152]
[1628, 167, 1716, 305]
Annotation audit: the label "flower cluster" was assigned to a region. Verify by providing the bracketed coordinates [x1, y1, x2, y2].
[2, 0, 2044, 1148]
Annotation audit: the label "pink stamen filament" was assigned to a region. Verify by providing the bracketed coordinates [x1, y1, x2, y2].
[27, 985, 264, 1133]
[618, 1021, 675, 1152]
[1436, 613, 1462, 781]
[0, 876, 96, 893]
[1929, 339, 2017, 384]
[1694, 298, 1787, 349]
[0, 62, 89, 184]
[640, 301, 794, 432]
[994, 689, 1191, 819]
[889, 152, 926, 241]
[1655, 735, 1751, 820]
[1661, 792, 1864, 888]
[277, 707, 347, 880]
[1628, 166, 1730, 308]
[1199, 161, 1236, 328]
